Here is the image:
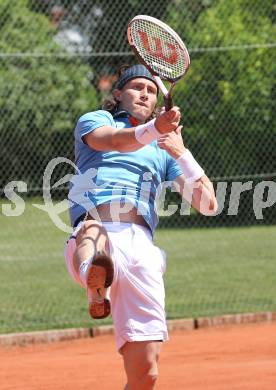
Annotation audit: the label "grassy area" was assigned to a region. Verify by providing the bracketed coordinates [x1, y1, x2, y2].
[161, 227, 276, 319]
[0, 201, 276, 333]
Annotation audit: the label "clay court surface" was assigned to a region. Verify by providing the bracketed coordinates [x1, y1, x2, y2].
[1, 322, 276, 390]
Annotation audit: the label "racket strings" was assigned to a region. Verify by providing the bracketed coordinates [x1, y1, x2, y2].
[130, 19, 188, 80]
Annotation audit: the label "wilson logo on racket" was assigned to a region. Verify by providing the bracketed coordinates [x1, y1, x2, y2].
[128, 15, 190, 111]
[138, 30, 178, 65]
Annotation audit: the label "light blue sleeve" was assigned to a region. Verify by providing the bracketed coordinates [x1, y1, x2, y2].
[74, 110, 114, 143]
[165, 154, 183, 182]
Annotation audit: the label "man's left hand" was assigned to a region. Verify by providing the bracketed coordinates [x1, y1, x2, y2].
[157, 126, 186, 159]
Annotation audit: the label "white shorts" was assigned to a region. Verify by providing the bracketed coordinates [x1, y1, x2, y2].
[64, 221, 168, 351]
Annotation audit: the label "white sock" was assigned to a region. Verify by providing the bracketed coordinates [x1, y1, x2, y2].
[79, 256, 93, 287]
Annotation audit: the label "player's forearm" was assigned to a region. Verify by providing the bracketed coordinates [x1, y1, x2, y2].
[173, 149, 217, 215]
[175, 174, 218, 216]
[84, 108, 181, 153]
[190, 176, 218, 216]
[84, 125, 145, 152]
[112, 117, 171, 152]
[111, 127, 147, 152]
[86, 120, 164, 153]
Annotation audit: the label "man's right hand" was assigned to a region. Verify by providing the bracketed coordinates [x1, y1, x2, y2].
[154, 106, 181, 134]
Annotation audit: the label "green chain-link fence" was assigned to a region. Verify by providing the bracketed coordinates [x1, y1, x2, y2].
[1, 0, 275, 227]
[0, 0, 276, 333]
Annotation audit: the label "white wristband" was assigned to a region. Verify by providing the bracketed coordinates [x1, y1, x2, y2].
[176, 149, 205, 184]
[135, 119, 162, 145]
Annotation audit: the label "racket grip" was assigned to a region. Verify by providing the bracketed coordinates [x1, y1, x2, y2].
[164, 94, 173, 111]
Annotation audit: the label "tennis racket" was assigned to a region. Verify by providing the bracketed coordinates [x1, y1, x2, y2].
[127, 15, 190, 111]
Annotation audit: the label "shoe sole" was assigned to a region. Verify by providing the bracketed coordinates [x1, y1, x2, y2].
[87, 251, 114, 320]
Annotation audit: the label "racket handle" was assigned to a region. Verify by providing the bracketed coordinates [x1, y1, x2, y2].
[164, 94, 173, 111]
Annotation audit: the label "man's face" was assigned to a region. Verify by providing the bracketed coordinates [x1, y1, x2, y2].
[114, 78, 158, 123]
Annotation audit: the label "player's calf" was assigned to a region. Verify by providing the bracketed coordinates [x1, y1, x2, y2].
[74, 219, 114, 319]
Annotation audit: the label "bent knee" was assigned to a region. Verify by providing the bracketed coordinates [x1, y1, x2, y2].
[139, 360, 159, 388]
[142, 371, 158, 387]
[122, 341, 161, 388]
[80, 219, 103, 234]
[76, 219, 109, 247]
[126, 360, 159, 388]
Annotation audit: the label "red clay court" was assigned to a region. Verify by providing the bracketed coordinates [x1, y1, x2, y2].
[1, 322, 276, 390]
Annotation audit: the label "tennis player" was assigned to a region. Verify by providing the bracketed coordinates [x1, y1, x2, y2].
[65, 64, 217, 389]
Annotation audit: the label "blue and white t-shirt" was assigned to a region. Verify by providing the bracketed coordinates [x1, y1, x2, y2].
[68, 110, 182, 235]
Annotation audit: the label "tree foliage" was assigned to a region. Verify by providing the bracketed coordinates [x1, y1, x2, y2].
[0, 0, 98, 188]
[167, 0, 276, 176]
[29, 0, 172, 53]
[1, 0, 275, 194]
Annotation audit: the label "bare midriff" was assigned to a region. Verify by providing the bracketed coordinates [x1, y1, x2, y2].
[87, 202, 149, 228]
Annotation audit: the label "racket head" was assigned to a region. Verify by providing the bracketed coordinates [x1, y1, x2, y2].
[127, 15, 190, 83]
